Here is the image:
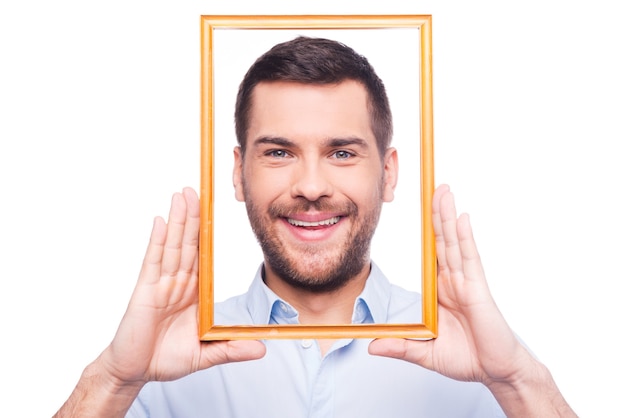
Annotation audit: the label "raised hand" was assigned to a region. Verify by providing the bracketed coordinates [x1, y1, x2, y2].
[102, 187, 265, 384]
[369, 184, 576, 417]
[55, 188, 265, 417]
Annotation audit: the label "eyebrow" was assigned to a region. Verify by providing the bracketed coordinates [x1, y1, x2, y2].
[323, 136, 369, 149]
[252, 136, 295, 148]
[251, 136, 369, 149]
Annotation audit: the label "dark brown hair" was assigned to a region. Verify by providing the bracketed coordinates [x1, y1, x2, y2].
[234, 36, 393, 158]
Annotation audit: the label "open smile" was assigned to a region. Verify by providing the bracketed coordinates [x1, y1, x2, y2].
[282, 214, 345, 241]
[287, 216, 341, 227]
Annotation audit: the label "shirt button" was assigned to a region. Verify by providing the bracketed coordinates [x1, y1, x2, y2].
[301, 339, 313, 349]
[280, 303, 288, 312]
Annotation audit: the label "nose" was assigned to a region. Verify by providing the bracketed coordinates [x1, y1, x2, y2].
[290, 159, 333, 201]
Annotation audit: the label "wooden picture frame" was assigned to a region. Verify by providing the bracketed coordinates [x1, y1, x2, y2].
[199, 15, 436, 340]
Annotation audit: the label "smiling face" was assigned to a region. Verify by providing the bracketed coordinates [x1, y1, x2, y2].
[233, 80, 398, 293]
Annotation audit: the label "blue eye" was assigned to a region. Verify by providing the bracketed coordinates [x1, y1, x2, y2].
[268, 149, 288, 158]
[333, 150, 353, 159]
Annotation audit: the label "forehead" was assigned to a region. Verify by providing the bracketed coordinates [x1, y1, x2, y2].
[247, 80, 374, 146]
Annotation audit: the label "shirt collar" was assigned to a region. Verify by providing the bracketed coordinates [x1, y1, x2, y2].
[356, 262, 392, 323]
[245, 261, 392, 325]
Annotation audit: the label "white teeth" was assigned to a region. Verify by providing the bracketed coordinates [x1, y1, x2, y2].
[288, 216, 340, 227]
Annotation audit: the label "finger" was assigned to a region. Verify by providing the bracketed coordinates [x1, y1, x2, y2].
[161, 192, 188, 277]
[178, 188, 200, 276]
[368, 338, 432, 368]
[140, 216, 167, 285]
[456, 213, 486, 284]
[201, 340, 267, 368]
[432, 184, 450, 271]
[439, 191, 465, 281]
[177, 188, 201, 303]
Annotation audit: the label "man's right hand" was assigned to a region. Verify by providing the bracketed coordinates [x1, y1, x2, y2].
[54, 188, 266, 418]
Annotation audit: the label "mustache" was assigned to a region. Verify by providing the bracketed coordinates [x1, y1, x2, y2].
[268, 198, 358, 218]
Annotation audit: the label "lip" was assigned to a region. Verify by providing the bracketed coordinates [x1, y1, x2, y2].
[287, 216, 341, 227]
[286, 211, 344, 223]
[281, 212, 345, 242]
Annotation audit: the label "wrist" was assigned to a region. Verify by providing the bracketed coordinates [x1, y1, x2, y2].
[54, 354, 145, 418]
[485, 356, 576, 417]
[87, 353, 146, 397]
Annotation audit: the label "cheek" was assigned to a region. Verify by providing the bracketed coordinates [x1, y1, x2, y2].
[337, 168, 383, 202]
[243, 166, 289, 204]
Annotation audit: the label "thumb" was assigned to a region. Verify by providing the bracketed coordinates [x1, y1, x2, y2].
[199, 340, 267, 369]
[368, 338, 431, 365]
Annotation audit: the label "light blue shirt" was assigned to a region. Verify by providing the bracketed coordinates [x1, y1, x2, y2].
[128, 263, 505, 417]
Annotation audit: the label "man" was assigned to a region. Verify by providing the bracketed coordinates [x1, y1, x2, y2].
[54, 37, 576, 417]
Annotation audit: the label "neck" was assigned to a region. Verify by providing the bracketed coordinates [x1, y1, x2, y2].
[263, 262, 371, 324]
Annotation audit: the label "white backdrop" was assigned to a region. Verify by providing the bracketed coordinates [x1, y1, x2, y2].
[211, 26, 422, 301]
[1, 1, 624, 416]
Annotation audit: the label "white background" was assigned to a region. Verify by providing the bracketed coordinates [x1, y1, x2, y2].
[1, 1, 624, 417]
[212, 27, 422, 301]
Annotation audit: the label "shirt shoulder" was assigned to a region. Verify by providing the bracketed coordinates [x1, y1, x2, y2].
[212, 290, 266, 326]
[387, 282, 423, 323]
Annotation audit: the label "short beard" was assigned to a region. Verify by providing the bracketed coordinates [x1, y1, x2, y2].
[245, 194, 382, 294]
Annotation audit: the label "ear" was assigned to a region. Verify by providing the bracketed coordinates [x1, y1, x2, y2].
[382, 147, 399, 202]
[233, 146, 245, 202]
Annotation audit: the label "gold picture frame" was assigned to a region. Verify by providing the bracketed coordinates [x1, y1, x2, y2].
[199, 14, 436, 340]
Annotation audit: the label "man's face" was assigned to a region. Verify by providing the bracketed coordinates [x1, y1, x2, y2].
[233, 80, 398, 293]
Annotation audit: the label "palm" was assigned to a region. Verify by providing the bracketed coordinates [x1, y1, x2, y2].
[101, 188, 264, 385]
[370, 185, 526, 384]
